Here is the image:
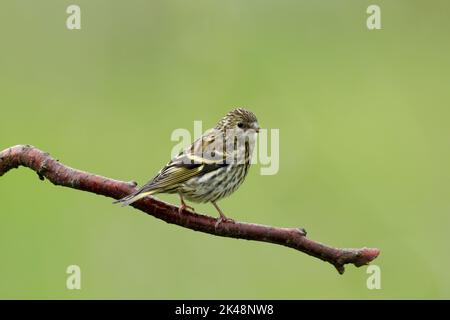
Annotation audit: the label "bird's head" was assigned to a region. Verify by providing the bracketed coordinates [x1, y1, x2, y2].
[216, 108, 260, 135]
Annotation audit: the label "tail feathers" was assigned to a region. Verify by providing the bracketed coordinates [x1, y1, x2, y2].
[113, 190, 155, 207]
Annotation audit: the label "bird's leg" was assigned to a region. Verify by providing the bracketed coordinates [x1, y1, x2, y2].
[178, 192, 195, 215]
[212, 201, 235, 228]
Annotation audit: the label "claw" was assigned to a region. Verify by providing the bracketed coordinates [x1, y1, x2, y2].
[178, 203, 195, 215]
[211, 201, 235, 229]
[178, 192, 194, 215]
[214, 216, 235, 229]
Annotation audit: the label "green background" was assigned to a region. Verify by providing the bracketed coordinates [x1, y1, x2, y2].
[1, 0, 449, 299]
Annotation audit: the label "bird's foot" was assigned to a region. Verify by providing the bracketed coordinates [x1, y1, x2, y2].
[178, 203, 195, 215]
[214, 215, 235, 229]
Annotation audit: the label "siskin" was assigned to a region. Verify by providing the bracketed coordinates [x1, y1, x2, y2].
[114, 108, 260, 225]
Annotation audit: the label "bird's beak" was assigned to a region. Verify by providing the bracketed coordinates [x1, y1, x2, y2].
[253, 123, 260, 133]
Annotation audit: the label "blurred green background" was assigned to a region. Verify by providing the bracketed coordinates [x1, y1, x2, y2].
[1, 0, 449, 299]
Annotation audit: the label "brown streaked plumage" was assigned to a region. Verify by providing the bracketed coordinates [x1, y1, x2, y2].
[114, 108, 260, 225]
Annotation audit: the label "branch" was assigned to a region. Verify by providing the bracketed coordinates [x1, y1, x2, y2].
[0, 145, 379, 274]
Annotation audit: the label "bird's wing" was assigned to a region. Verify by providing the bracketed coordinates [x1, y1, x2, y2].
[114, 129, 235, 206]
[139, 128, 229, 193]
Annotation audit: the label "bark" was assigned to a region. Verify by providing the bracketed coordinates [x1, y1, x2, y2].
[0, 145, 380, 274]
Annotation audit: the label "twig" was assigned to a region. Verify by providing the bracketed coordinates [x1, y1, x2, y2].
[0, 145, 380, 274]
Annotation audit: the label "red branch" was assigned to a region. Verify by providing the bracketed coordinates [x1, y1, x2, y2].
[0, 145, 379, 274]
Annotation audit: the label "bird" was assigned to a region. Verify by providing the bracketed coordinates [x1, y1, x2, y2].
[114, 108, 260, 225]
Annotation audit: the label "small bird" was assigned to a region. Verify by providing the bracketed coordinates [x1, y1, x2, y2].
[114, 108, 260, 225]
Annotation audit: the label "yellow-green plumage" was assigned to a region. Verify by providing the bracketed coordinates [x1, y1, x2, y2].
[114, 108, 260, 222]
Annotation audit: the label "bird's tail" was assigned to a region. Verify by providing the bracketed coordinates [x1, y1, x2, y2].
[113, 188, 156, 207]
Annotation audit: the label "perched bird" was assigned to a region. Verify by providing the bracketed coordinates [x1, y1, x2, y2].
[114, 108, 260, 225]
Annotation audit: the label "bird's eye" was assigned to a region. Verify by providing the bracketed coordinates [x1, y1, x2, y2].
[237, 122, 244, 128]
